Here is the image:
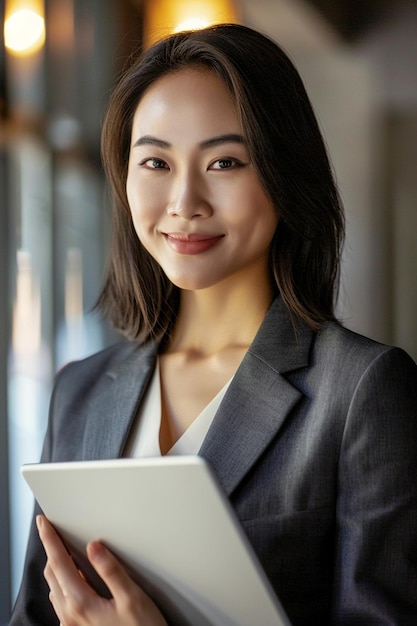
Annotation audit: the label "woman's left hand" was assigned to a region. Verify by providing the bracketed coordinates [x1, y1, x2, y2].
[36, 514, 168, 626]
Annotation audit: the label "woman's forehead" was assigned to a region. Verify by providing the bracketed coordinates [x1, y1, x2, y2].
[130, 68, 241, 141]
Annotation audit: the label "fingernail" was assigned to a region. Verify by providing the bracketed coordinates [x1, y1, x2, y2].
[36, 515, 43, 532]
[89, 541, 105, 561]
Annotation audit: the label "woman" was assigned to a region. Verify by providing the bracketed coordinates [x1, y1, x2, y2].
[11, 24, 417, 626]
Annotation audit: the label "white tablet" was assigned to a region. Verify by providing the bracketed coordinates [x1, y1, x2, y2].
[21, 456, 290, 626]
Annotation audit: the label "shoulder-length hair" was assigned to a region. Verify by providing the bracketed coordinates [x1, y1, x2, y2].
[97, 23, 345, 342]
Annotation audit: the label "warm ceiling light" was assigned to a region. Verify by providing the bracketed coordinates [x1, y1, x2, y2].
[143, 0, 239, 48]
[4, 0, 45, 56]
[173, 17, 213, 33]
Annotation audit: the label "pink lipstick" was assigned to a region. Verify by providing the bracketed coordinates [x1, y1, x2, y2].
[163, 233, 224, 255]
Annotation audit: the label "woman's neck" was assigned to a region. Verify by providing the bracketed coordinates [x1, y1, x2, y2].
[167, 277, 275, 357]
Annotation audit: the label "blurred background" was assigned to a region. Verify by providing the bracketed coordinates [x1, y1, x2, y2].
[1, 0, 416, 620]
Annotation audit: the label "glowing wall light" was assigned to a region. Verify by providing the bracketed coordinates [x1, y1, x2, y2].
[143, 0, 239, 48]
[4, 0, 45, 56]
[12, 250, 41, 357]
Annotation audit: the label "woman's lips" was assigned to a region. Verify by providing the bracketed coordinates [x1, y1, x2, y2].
[163, 233, 224, 255]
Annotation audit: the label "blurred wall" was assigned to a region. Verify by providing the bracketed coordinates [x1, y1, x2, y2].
[357, 0, 417, 359]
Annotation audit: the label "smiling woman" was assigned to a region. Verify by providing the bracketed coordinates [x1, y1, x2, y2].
[10, 23, 417, 626]
[99, 27, 344, 342]
[125, 68, 278, 294]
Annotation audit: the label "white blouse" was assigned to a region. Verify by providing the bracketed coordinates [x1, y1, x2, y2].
[124, 359, 232, 458]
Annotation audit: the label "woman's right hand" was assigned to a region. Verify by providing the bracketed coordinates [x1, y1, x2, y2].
[37, 514, 168, 626]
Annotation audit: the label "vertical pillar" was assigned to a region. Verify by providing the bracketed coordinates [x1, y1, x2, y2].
[0, 145, 12, 625]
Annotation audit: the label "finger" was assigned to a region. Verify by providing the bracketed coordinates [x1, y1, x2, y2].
[43, 563, 65, 621]
[87, 542, 168, 624]
[37, 515, 95, 604]
[37, 516, 72, 622]
[37, 515, 77, 585]
[86, 541, 138, 603]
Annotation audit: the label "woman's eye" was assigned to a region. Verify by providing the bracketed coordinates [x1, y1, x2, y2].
[209, 158, 244, 170]
[140, 158, 168, 170]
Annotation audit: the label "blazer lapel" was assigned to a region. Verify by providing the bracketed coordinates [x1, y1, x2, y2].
[82, 342, 158, 459]
[82, 297, 313, 484]
[199, 297, 314, 496]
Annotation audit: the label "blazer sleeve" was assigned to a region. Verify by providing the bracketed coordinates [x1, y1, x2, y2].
[332, 346, 417, 624]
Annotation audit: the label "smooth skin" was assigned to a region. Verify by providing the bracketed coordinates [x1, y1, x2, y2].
[37, 68, 279, 623]
[126, 68, 278, 296]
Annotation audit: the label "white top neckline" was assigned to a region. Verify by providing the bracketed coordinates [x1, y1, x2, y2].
[124, 358, 232, 458]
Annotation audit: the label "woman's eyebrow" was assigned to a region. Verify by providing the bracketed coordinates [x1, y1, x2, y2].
[132, 133, 246, 149]
[133, 135, 170, 148]
[199, 134, 247, 149]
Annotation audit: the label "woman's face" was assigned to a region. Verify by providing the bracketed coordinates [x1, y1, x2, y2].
[126, 68, 278, 292]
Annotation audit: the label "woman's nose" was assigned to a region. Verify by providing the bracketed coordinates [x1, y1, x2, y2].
[166, 173, 212, 219]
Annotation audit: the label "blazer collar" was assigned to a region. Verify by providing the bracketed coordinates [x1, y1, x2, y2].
[84, 297, 314, 495]
[82, 341, 158, 460]
[199, 297, 314, 496]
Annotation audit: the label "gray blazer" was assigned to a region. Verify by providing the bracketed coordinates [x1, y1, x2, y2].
[10, 297, 417, 625]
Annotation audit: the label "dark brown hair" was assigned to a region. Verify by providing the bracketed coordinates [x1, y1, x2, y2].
[98, 23, 345, 341]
